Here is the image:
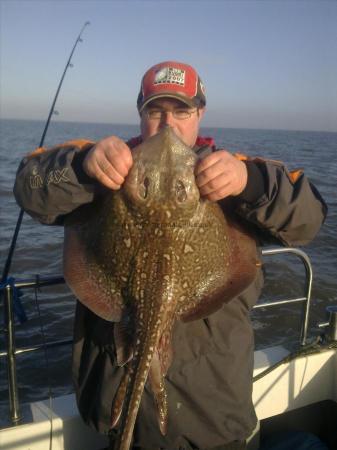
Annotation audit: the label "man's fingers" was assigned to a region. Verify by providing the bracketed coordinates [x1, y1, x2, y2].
[93, 164, 124, 190]
[204, 185, 232, 202]
[198, 174, 230, 196]
[196, 159, 227, 188]
[195, 151, 227, 175]
[96, 158, 126, 186]
[195, 149, 248, 200]
[82, 135, 133, 187]
[105, 144, 133, 177]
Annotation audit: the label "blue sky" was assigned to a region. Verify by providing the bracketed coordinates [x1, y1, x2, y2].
[1, 0, 336, 131]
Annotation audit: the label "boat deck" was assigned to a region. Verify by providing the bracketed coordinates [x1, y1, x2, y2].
[1, 344, 337, 450]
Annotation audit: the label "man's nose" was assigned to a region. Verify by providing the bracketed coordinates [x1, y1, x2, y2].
[160, 111, 175, 127]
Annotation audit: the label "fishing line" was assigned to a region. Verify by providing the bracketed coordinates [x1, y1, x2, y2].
[1, 20, 90, 286]
[33, 275, 54, 450]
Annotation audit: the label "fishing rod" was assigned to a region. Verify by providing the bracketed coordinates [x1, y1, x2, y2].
[1, 21, 90, 285]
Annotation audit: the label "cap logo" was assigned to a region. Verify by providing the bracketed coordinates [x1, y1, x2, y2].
[154, 67, 185, 86]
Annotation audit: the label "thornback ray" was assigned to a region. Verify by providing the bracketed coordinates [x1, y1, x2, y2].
[63, 126, 261, 450]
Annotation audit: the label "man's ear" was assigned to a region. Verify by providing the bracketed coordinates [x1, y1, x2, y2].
[198, 107, 206, 120]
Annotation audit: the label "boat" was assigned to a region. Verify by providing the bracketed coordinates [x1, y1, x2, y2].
[1, 247, 337, 450]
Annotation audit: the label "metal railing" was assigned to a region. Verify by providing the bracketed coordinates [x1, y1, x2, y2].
[253, 247, 313, 346]
[0, 247, 313, 425]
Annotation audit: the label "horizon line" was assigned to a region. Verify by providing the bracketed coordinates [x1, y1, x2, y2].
[1, 116, 336, 135]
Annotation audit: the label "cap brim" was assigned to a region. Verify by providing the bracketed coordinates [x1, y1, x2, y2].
[139, 93, 196, 112]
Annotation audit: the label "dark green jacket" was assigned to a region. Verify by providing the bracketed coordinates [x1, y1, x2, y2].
[13, 137, 327, 449]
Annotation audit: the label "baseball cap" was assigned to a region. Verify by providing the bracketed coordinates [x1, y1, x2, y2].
[137, 61, 206, 112]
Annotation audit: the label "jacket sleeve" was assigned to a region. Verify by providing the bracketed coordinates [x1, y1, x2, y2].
[13, 140, 97, 225]
[232, 157, 327, 247]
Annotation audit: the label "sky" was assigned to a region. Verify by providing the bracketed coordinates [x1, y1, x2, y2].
[1, 0, 336, 132]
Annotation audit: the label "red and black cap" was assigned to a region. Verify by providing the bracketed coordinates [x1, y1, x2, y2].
[137, 61, 206, 112]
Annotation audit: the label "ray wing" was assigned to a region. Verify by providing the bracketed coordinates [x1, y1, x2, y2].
[175, 202, 260, 322]
[63, 192, 142, 323]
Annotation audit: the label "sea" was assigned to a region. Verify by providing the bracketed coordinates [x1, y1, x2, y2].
[0, 118, 336, 423]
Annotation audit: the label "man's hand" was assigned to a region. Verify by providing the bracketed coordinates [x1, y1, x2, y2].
[83, 136, 133, 190]
[195, 150, 248, 201]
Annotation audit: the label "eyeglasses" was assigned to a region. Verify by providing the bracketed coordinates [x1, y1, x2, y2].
[145, 108, 198, 121]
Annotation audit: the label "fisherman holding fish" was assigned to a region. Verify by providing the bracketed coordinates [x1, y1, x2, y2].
[14, 61, 327, 450]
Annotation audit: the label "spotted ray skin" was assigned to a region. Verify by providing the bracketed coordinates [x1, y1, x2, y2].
[63, 127, 260, 450]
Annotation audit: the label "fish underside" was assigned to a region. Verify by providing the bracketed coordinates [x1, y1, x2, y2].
[63, 127, 260, 450]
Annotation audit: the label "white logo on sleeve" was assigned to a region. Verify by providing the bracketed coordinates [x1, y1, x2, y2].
[46, 168, 70, 185]
[30, 165, 43, 189]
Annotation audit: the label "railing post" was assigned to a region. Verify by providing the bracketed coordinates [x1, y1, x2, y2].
[299, 251, 313, 346]
[260, 247, 313, 346]
[3, 283, 21, 424]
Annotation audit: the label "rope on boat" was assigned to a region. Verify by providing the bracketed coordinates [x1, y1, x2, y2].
[253, 335, 337, 382]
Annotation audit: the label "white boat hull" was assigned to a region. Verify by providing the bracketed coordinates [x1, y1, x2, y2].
[1, 345, 336, 450]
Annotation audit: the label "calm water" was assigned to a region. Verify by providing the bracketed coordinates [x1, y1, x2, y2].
[0, 118, 336, 422]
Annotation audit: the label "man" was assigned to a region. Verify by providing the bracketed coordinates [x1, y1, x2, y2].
[14, 61, 327, 450]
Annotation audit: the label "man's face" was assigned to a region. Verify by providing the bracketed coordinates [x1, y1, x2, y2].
[140, 98, 205, 147]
